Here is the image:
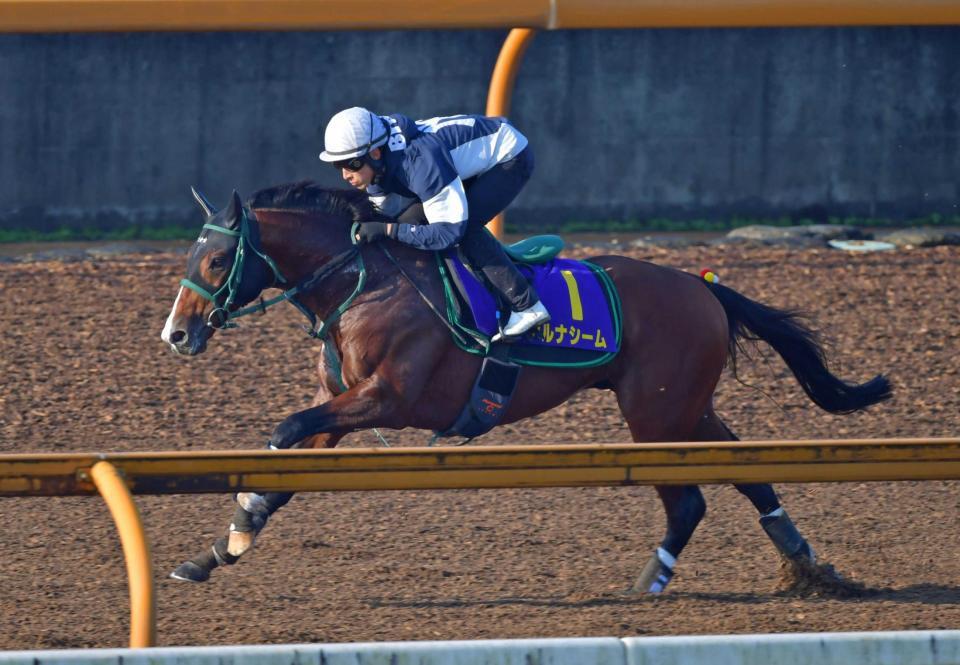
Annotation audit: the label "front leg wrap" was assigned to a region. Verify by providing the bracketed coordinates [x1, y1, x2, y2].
[227, 491, 294, 556]
[211, 536, 239, 567]
[226, 430, 305, 558]
[225, 375, 406, 558]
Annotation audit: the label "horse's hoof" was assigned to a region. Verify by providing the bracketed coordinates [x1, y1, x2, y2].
[169, 561, 210, 583]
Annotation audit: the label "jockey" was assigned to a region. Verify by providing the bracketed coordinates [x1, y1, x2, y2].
[319, 106, 550, 342]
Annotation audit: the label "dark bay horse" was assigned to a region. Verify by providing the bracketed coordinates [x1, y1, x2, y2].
[161, 182, 891, 592]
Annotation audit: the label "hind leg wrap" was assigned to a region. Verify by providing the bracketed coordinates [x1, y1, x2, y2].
[731, 432, 810, 555]
[735, 482, 815, 562]
[633, 486, 705, 594]
[760, 507, 816, 563]
[632, 547, 677, 594]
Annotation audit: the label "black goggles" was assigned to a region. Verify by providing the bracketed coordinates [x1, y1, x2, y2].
[332, 156, 366, 172]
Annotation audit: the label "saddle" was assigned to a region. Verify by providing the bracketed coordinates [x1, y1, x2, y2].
[438, 235, 622, 367]
[433, 235, 622, 441]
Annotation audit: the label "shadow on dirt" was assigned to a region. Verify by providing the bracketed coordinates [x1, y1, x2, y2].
[866, 584, 960, 605]
[364, 590, 772, 609]
[366, 582, 960, 609]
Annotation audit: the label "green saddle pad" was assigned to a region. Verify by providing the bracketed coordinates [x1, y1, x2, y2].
[502, 234, 564, 264]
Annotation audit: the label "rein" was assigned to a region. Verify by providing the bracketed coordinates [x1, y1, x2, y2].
[287, 242, 366, 340]
[378, 245, 490, 354]
[181, 208, 469, 350]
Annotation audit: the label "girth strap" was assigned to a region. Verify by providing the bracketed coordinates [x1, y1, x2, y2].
[435, 344, 521, 441]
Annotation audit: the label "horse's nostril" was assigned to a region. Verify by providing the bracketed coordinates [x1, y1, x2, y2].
[170, 330, 187, 345]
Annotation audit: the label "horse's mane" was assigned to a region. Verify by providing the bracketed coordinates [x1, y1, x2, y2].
[247, 181, 381, 222]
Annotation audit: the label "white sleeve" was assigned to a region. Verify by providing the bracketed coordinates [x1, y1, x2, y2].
[369, 192, 417, 219]
[421, 177, 468, 224]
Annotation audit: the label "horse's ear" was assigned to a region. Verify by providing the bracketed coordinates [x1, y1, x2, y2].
[223, 190, 244, 230]
[190, 186, 218, 217]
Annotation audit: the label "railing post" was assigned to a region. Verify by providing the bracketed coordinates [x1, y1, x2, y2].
[89, 460, 156, 648]
[485, 27, 538, 239]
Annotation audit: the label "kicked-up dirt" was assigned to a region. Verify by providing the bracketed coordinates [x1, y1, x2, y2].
[0, 241, 958, 649]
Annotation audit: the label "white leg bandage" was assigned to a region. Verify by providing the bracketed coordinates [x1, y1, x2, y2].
[656, 547, 677, 570]
[236, 491, 271, 517]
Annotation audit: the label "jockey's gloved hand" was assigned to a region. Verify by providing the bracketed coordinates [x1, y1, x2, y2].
[355, 221, 397, 244]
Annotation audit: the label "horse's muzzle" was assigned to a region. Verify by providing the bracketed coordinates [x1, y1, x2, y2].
[162, 324, 210, 356]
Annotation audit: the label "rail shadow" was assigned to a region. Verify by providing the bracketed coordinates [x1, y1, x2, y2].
[364, 589, 780, 610]
[865, 583, 960, 605]
[365, 584, 960, 609]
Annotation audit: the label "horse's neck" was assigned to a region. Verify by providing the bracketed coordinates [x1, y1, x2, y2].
[256, 209, 404, 312]
[256, 210, 351, 280]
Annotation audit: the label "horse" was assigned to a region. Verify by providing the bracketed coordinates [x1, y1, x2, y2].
[161, 182, 891, 593]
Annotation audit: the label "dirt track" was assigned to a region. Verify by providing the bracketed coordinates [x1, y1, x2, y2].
[1, 242, 959, 649]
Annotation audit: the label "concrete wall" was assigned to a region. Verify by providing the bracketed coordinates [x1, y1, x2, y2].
[1, 27, 958, 231]
[3, 632, 960, 664]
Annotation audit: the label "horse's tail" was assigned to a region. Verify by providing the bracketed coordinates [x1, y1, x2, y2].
[705, 280, 892, 414]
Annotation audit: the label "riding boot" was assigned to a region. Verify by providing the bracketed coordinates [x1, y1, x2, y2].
[492, 301, 551, 342]
[459, 223, 538, 313]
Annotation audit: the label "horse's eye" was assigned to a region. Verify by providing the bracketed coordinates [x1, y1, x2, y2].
[209, 255, 227, 271]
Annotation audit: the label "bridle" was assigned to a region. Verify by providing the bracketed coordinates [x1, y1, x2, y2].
[179, 208, 287, 329]
[179, 207, 366, 339]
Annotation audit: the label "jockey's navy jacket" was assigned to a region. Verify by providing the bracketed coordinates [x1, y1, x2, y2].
[367, 113, 528, 251]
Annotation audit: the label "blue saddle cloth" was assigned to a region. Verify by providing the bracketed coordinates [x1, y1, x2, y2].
[444, 251, 621, 361]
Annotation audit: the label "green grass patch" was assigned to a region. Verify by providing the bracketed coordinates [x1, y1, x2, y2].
[507, 213, 960, 235]
[3, 212, 959, 244]
[0, 225, 197, 243]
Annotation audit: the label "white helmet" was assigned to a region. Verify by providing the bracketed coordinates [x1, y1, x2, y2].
[319, 107, 388, 162]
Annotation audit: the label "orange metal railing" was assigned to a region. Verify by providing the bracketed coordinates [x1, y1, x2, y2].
[485, 28, 539, 238]
[3, 0, 960, 32]
[4, 437, 960, 648]
[89, 462, 156, 648]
